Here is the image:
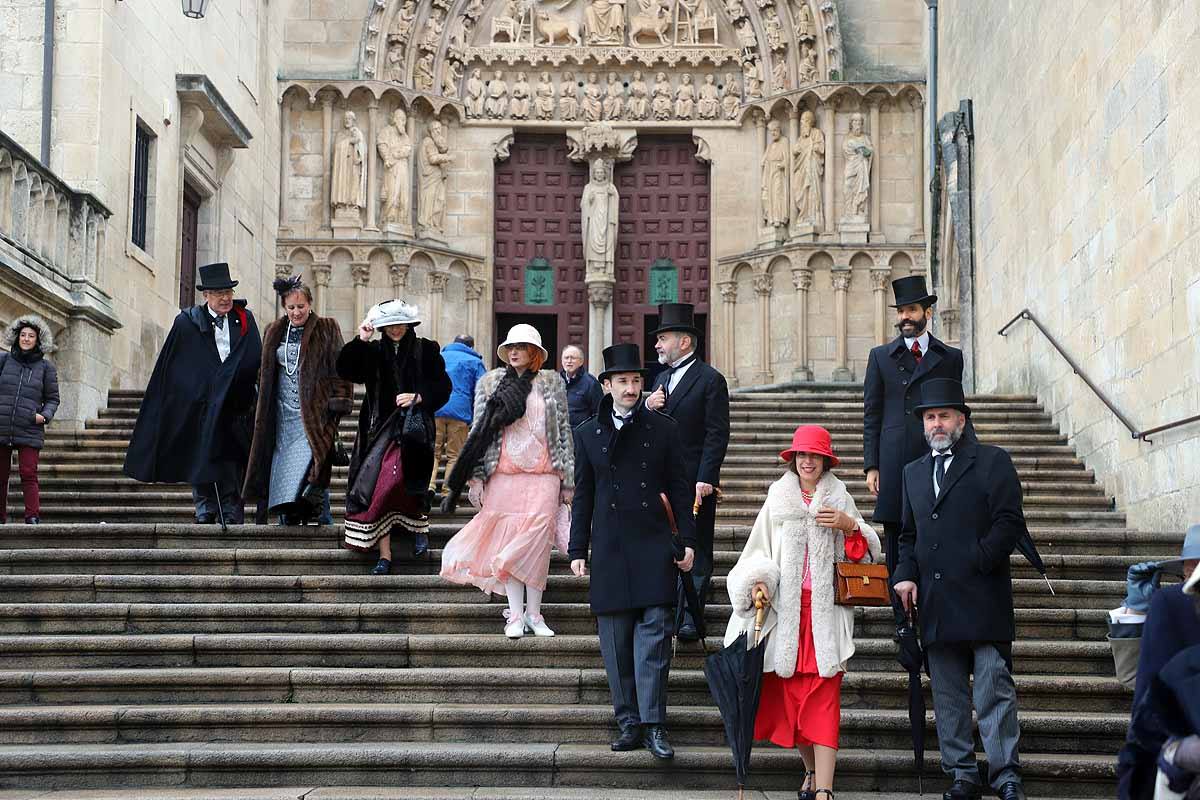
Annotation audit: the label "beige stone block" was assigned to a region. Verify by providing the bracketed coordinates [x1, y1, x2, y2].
[285, 19, 328, 43]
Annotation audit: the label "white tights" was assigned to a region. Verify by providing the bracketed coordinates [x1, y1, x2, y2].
[505, 578, 543, 620]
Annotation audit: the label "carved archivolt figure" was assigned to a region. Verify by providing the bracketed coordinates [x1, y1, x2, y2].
[761, 119, 789, 228]
[421, 10, 446, 51]
[485, 70, 509, 118]
[378, 108, 413, 228]
[743, 58, 763, 99]
[651, 71, 673, 120]
[794, 1, 814, 40]
[448, 14, 474, 51]
[697, 73, 720, 119]
[602, 72, 625, 120]
[674, 73, 696, 119]
[443, 60, 463, 98]
[585, 0, 627, 44]
[791, 109, 824, 226]
[582, 72, 604, 122]
[724, 0, 743, 22]
[798, 43, 818, 84]
[772, 56, 789, 91]
[414, 53, 436, 91]
[385, 45, 405, 83]
[721, 73, 741, 119]
[842, 112, 873, 220]
[764, 9, 784, 50]
[534, 72, 557, 120]
[465, 68, 486, 117]
[736, 18, 757, 49]
[581, 159, 619, 277]
[559, 72, 580, 120]
[510, 71, 532, 119]
[418, 121, 455, 233]
[627, 70, 650, 119]
[331, 111, 367, 219]
[389, 0, 417, 42]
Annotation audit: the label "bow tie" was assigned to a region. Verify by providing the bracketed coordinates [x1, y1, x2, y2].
[614, 412, 633, 426]
[213, 314, 226, 330]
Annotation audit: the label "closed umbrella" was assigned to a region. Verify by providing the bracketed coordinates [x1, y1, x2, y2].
[660, 493, 707, 644]
[897, 607, 927, 794]
[1015, 525, 1055, 595]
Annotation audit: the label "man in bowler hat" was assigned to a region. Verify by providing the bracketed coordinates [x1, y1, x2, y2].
[124, 263, 262, 524]
[570, 343, 696, 760]
[862, 275, 966, 625]
[644, 302, 730, 640]
[892, 379, 1026, 800]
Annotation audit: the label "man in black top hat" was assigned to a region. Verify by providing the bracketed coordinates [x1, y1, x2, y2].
[862, 275, 965, 625]
[124, 263, 262, 524]
[644, 302, 730, 641]
[892, 379, 1026, 800]
[571, 342, 696, 760]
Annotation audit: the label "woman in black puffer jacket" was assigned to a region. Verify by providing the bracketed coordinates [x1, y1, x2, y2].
[0, 315, 60, 524]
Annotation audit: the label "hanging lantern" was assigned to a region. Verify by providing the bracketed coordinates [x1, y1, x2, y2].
[182, 0, 211, 19]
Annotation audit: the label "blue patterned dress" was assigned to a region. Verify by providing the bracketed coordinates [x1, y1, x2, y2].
[267, 324, 312, 511]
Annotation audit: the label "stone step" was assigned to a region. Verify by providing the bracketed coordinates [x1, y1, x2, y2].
[0, 741, 1117, 795]
[0, 702, 1127, 754]
[0, 789, 1112, 800]
[0, 633, 1121, 674]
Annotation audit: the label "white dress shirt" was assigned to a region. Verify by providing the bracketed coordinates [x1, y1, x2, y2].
[931, 448, 954, 497]
[666, 353, 697, 394]
[208, 306, 231, 363]
[612, 409, 633, 430]
[903, 331, 930, 359]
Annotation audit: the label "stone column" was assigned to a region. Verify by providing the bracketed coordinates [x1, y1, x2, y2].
[352, 262, 371, 326]
[389, 261, 410, 296]
[587, 281, 615, 371]
[870, 268, 891, 346]
[313, 262, 332, 316]
[831, 266, 852, 381]
[787, 106, 801, 240]
[790, 267, 813, 380]
[868, 97, 883, 242]
[279, 94, 292, 233]
[910, 93, 925, 243]
[321, 95, 334, 231]
[464, 277, 486, 347]
[718, 280, 738, 383]
[753, 271, 773, 384]
[820, 102, 836, 235]
[365, 100, 381, 232]
[428, 271, 450, 343]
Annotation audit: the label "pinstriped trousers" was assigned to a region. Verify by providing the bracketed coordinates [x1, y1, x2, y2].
[596, 605, 674, 728]
[927, 642, 1023, 789]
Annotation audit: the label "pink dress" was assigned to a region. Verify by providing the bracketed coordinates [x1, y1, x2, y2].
[439, 391, 560, 594]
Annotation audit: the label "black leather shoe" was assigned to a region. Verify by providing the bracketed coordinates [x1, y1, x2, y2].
[24, 516, 40, 524]
[196, 514, 217, 525]
[370, 558, 392, 575]
[942, 780, 983, 800]
[642, 724, 675, 760]
[996, 782, 1025, 800]
[412, 532, 429, 558]
[610, 724, 642, 751]
[676, 622, 699, 641]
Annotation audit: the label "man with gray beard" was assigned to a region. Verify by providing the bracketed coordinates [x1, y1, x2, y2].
[892, 379, 1027, 800]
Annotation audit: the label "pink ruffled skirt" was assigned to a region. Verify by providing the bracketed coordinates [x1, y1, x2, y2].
[439, 470, 559, 594]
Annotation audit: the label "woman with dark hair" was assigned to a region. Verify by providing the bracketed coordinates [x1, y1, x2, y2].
[243, 276, 353, 525]
[0, 315, 60, 525]
[338, 299, 451, 574]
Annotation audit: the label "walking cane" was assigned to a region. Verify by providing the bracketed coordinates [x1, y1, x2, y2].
[212, 482, 229, 534]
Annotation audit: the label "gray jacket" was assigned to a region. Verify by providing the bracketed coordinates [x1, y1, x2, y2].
[0, 316, 60, 449]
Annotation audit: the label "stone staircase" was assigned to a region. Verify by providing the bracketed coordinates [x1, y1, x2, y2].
[0, 387, 1154, 797]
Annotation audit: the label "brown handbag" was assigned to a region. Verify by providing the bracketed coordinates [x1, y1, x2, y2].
[834, 562, 891, 607]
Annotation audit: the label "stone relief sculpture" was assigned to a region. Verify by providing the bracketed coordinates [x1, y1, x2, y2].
[585, 0, 627, 44]
[735, 19, 757, 49]
[794, 0, 814, 40]
[674, 73, 696, 119]
[492, 0, 525, 43]
[676, 0, 718, 44]
[465, 68, 486, 117]
[791, 109, 824, 226]
[442, 60, 463, 98]
[721, 73, 741, 118]
[378, 108, 413, 230]
[447, 14, 474, 52]
[764, 9, 784, 50]
[772, 57, 789, 91]
[485, 70, 509, 118]
[697, 73, 720, 119]
[389, 0, 417, 43]
[743, 59, 763, 99]
[761, 118, 789, 228]
[630, 0, 671, 46]
[582, 72, 604, 121]
[510, 72, 532, 118]
[331, 111, 367, 223]
[385, 45, 405, 83]
[842, 111, 872, 221]
[535, 9, 584, 45]
[652, 72, 673, 119]
[418, 120, 455, 234]
[581, 159, 619, 279]
[798, 43, 818, 83]
[535, 72, 557, 119]
[421, 10, 446, 51]
[602, 72, 625, 120]
[627, 70, 650, 119]
[559, 72, 580, 120]
[724, 0, 745, 22]
[414, 53, 436, 91]
[463, 0, 487, 17]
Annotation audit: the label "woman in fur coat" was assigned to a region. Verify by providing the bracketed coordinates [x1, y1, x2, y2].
[724, 425, 881, 800]
[439, 324, 574, 639]
[0, 315, 59, 524]
[243, 277, 353, 525]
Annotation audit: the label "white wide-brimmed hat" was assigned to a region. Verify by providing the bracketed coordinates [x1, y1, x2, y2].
[497, 323, 548, 362]
[367, 299, 421, 329]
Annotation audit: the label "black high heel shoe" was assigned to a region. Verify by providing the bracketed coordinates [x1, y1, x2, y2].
[814, 791, 834, 799]
[797, 771, 817, 800]
[370, 558, 392, 575]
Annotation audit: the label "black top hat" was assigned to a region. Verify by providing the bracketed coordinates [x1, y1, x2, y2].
[912, 378, 972, 417]
[598, 343, 647, 382]
[197, 262, 239, 291]
[650, 303, 701, 338]
[890, 275, 937, 308]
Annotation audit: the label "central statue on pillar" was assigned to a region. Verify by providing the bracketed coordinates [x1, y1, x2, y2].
[581, 158, 619, 282]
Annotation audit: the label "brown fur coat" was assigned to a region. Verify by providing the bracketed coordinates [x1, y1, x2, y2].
[242, 314, 353, 501]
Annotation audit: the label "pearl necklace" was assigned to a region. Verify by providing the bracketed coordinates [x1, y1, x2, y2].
[284, 324, 302, 376]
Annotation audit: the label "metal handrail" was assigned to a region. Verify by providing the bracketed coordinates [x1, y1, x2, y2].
[998, 309, 1199, 444]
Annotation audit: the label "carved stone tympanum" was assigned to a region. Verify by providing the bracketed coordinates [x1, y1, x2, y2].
[798, 43, 818, 83]
[582, 72, 603, 122]
[630, 0, 671, 46]
[510, 71, 532, 118]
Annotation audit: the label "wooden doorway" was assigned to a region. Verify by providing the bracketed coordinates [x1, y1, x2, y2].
[179, 183, 202, 309]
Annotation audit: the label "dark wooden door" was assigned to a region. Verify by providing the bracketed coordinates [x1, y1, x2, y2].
[179, 184, 202, 309]
[613, 135, 711, 368]
[493, 135, 589, 360]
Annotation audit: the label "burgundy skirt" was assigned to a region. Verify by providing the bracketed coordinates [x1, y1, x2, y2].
[343, 441, 429, 552]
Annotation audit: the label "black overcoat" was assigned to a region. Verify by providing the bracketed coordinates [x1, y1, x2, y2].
[570, 395, 697, 615]
[123, 302, 261, 485]
[647, 360, 730, 486]
[862, 334, 965, 524]
[1118, 644, 1200, 800]
[892, 437, 1025, 648]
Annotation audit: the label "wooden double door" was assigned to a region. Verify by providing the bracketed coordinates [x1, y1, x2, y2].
[493, 134, 710, 372]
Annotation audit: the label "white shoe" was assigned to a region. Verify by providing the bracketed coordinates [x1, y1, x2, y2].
[504, 618, 525, 639]
[524, 613, 555, 637]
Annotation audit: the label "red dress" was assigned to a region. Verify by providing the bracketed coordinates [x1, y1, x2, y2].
[754, 503, 867, 750]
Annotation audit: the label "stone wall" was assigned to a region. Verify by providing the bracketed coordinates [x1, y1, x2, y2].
[938, 0, 1200, 531]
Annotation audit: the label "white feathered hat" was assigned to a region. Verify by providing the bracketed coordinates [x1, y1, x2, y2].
[496, 323, 548, 362]
[367, 299, 421, 329]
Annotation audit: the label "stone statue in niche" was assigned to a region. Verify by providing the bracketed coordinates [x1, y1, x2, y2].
[331, 111, 367, 223]
[761, 118, 789, 228]
[651, 72, 673, 120]
[447, 14, 474, 52]
[697, 73, 720, 119]
[378, 108, 413, 230]
[794, 0, 814, 40]
[721, 73, 741, 118]
[630, 0, 671, 46]
[385, 45, 405, 82]
[485, 70, 509, 118]
[414, 53, 436, 91]
[585, 0, 627, 45]
[723, 0, 744, 22]
[510, 72, 532, 118]
[421, 10, 446, 51]
[602, 72, 625, 120]
[735, 19, 757, 49]
[559, 72, 580, 120]
[765, 9, 784, 50]
[674, 73, 696, 119]
[535, 72, 557, 120]
[798, 43, 818, 83]
[627, 70, 650, 119]
[465, 68, 486, 117]
[418, 120, 455, 235]
[791, 109, 824, 226]
[442, 60, 463, 98]
[743, 59, 763, 99]
[581, 158, 619, 280]
[772, 57, 789, 91]
[389, 0, 417, 42]
[842, 111, 873, 221]
[535, 9, 584, 46]
[582, 72, 603, 122]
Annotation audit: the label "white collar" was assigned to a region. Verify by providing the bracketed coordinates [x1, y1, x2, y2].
[930, 447, 954, 459]
[670, 352, 696, 369]
[207, 305, 224, 319]
[903, 331, 930, 354]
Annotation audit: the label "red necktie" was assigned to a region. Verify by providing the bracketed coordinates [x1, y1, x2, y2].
[911, 340, 923, 364]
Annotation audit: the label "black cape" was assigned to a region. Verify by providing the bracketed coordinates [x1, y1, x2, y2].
[123, 302, 262, 485]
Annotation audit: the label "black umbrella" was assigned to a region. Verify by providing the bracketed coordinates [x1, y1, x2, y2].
[660, 493, 708, 643]
[704, 591, 770, 799]
[897, 607, 927, 795]
[1016, 525, 1055, 595]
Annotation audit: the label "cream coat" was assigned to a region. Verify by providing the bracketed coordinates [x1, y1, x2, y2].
[724, 469, 882, 679]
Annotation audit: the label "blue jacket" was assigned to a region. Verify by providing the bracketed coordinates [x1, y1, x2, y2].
[562, 369, 603, 429]
[435, 342, 486, 423]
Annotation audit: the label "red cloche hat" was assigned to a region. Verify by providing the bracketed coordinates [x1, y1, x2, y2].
[779, 424, 840, 467]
